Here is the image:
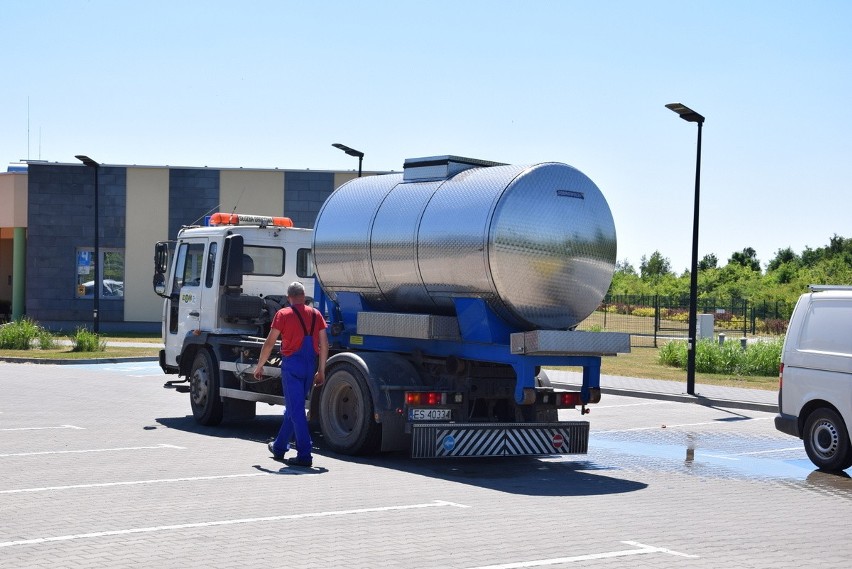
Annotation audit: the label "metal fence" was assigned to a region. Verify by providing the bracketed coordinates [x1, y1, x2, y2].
[576, 294, 793, 348]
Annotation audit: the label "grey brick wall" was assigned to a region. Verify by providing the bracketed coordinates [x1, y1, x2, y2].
[22, 165, 350, 330]
[26, 164, 126, 328]
[168, 169, 220, 239]
[284, 171, 334, 228]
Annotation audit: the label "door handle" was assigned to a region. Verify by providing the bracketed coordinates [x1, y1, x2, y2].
[189, 311, 200, 317]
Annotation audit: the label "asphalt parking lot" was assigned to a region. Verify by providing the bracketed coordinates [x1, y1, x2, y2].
[1, 360, 851, 568]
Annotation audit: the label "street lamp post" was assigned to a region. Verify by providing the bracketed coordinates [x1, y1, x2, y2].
[665, 103, 705, 396]
[332, 143, 364, 177]
[75, 154, 100, 334]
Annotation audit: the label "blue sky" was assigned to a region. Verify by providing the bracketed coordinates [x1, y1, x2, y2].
[3, 1, 850, 272]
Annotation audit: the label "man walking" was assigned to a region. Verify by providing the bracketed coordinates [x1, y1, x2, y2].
[254, 281, 328, 467]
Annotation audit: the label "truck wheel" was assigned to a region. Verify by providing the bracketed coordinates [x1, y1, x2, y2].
[319, 363, 381, 455]
[190, 349, 224, 426]
[803, 407, 852, 472]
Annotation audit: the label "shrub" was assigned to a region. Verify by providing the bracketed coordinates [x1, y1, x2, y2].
[760, 318, 789, 335]
[0, 318, 54, 350]
[631, 307, 655, 318]
[658, 340, 687, 368]
[742, 337, 784, 376]
[659, 308, 689, 322]
[71, 328, 107, 352]
[37, 328, 57, 350]
[657, 338, 782, 377]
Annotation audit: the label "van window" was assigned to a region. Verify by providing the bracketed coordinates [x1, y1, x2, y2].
[799, 299, 852, 354]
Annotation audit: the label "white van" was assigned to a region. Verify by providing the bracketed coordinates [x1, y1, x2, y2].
[775, 285, 852, 472]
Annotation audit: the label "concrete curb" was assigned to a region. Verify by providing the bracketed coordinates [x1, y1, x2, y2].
[0, 356, 157, 365]
[551, 381, 778, 414]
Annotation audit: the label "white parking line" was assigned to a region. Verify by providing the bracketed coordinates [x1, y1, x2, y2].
[695, 446, 803, 461]
[466, 541, 697, 568]
[0, 500, 469, 548]
[0, 443, 184, 458]
[730, 447, 802, 456]
[598, 401, 674, 408]
[0, 472, 271, 494]
[595, 416, 772, 433]
[0, 425, 84, 432]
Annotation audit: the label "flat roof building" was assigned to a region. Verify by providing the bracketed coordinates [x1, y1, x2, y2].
[0, 161, 377, 331]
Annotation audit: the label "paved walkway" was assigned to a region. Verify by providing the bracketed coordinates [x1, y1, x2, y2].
[546, 369, 778, 413]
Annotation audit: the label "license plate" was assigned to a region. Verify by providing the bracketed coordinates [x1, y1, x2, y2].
[408, 408, 451, 421]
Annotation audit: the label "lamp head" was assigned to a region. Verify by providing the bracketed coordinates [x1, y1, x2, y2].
[75, 155, 99, 168]
[665, 103, 705, 124]
[332, 143, 364, 158]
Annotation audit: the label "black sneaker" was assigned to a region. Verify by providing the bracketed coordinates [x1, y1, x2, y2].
[286, 456, 312, 467]
[268, 442, 285, 461]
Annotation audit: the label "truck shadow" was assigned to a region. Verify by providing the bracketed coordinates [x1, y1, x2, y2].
[154, 414, 647, 497]
[344, 453, 648, 497]
[155, 414, 284, 442]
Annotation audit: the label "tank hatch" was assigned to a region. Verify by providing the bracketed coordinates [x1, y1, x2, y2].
[402, 155, 506, 182]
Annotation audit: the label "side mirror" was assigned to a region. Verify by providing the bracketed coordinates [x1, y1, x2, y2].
[220, 234, 245, 288]
[153, 273, 167, 297]
[153, 242, 171, 298]
[154, 242, 170, 274]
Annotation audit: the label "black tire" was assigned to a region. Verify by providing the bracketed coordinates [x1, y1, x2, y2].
[803, 407, 852, 472]
[319, 363, 381, 455]
[190, 349, 224, 426]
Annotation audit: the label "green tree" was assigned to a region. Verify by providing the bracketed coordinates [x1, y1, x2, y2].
[728, 247, 761, 272]
[640, 251, 672, 282]
[606, 235, 851, 307]
[767, 247, 799, 272]
[698, 253, 718, 271]
[615, 259, 637, 275]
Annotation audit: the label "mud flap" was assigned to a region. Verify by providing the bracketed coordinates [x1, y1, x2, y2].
[410, 421, 589, 458]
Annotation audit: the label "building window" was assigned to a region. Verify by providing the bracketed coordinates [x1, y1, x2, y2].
[76, 249, 125, 298]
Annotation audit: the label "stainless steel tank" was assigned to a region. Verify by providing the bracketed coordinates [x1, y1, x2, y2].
[312, 156, 617, 331]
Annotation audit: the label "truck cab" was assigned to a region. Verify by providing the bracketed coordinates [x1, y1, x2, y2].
[153, 214, 314, 422]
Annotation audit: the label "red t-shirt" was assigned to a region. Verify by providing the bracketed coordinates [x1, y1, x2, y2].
[271, 304, 327, 357]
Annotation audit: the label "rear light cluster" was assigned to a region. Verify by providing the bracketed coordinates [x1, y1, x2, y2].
[406, 392, 442, 406]
[558, 392, 583, 407]
[405, 392, 462, 406]
[540, 391, 584, 407]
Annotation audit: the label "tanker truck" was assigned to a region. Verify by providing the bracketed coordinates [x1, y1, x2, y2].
[153, 155, 629, 458]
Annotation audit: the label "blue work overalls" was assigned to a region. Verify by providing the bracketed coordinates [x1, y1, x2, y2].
[271, 307, 317, 461]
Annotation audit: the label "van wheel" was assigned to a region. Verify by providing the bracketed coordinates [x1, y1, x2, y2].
[190, 349, 224, 426]
[803, 407, 852, 472]
[319, 363, 381, 455]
